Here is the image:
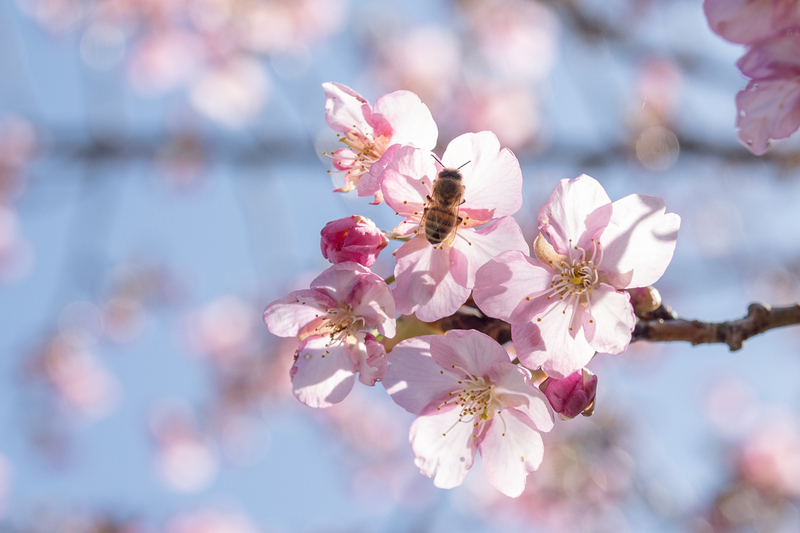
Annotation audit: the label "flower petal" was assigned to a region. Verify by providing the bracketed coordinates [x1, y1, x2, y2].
[449, 216, 529, 289]
[583, 284, 636, 355]
[392, 237, 471, 322]
[512, 316, 595, 379]
[410, 405, 478, 490]
[373, 90, 438, 149]
[599, 194, 680, 288]
[311, 261, 371, 300]
[383, 336, 458, 415]
[703, 0, 800, 45]
[441, 131, 523, 219]
[538, 175, 612, 255]
[291, 336, 356, 408]
[381, 146, 435, 216]
[430, 330, 511, 379]
[355, 144, 399, 201]
[355, 335, 388, 386]
[488, 363, 554, 433]
[473, 250, 553, 324]
[262, 289, 330, 337]
[348, 275, 396, 338]
[479, 408, 545, 498]
[322, 82, 371, 134]
[735, 77, 800, 156]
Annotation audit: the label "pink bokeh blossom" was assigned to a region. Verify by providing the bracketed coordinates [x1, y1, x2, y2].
[320, 215, 389, 267]
[704, 0, 800, 153]
[735, 33, 800, 155]
[323, 82, 438, 203]
[381, 131, 528, 322]
[382, 329, 553, 497]
[704, 0, 800, 45]
[473, 174, 680, 378]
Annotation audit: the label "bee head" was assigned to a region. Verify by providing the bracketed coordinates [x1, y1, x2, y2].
[437, 168, 463, 181]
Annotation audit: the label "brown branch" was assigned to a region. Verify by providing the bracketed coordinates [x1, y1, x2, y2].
[632, 303, 800, 351]
[427, 301, 800, 352]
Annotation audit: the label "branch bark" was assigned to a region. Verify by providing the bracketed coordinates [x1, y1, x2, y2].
[429, 302, 800, 352]
[632, 303, 800, 351]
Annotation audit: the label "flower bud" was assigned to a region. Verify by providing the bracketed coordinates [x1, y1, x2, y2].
[539, 368, 597, 420]
[626, 286, 662, 316]
[320, 215, 389, 267]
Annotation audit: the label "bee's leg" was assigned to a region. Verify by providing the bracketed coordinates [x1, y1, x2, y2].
[426, 195, 432, 203]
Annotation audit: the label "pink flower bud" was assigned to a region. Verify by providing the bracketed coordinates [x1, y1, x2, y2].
[539, 368, 597, 420]
[320, 215, 389, 267]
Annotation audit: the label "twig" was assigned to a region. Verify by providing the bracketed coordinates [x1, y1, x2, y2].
[632, 303, 800, 350]
[427, 302, 800, 352]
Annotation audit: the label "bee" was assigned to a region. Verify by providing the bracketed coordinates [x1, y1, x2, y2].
[421, 161, 469, 247]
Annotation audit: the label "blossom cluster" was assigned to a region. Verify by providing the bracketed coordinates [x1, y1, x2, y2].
[704, 0, 800, 154]
[263, 83, 681, 497]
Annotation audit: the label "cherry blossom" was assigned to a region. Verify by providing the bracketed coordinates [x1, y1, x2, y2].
[323, 82, 438, 203]
[735, 33, 800, 155]
[473, 174, 680, 378]
[703, 0, 800, 45]
[320, 215, 389, 267]
[382, 329, 553, 497]
[703, 0, 800, 153]
[381, 131, 528, 322]
[262, 262, 395, 407]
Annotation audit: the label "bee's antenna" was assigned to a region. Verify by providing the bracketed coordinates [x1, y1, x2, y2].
[457, 160, 471, 170]
[431, 154, 444, 166]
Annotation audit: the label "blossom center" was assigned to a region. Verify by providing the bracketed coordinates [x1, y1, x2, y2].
[316, 304, 365, 345]
[336, 131, 390, 178]
[548, 240, 601, 306]
[440, 373, 505, 426]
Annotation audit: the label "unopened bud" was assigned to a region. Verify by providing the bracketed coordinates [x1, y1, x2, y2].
[626, 286, 662, 316]
[320, 215, 389, 267]
[539, 368, 597, 420]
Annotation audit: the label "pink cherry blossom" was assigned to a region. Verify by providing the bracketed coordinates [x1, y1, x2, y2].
[320, 215, 389, 267]
[735, 33, 800, 155]
[539, 368, 597, 419]
[381, 131, 528, 322]
[703, 1, 800, 154]
[323, 82, 438, 203]
[382, 329, 553, 497]
[262, 262, 395, 407]
[703, 0, 800, 45]
[473, 175, 680, 379]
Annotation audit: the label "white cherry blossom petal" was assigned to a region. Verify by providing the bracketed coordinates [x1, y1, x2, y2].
[441, 131, 523, 219]
[473, 250, 554, 324]
[430, 330, 512, 379]
[583, 284, 636, 355]
[600, 194, 680, 289]
[373, 90, 438, 149]
[537, 174, 612, 254]
[410, 405, 478, 489]
[479, 408, 545, 498]
[291, 336, 356, 408]
[383, 336, 458, 414]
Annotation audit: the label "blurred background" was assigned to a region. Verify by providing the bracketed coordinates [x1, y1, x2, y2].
[1, 0, 800, 531]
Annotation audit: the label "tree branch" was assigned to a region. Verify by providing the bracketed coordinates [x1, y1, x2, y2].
[429, 301, 800, 352]
[632, 303, 800, 351]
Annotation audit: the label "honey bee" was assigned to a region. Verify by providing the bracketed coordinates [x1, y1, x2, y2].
[421, 162, 469, 247]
